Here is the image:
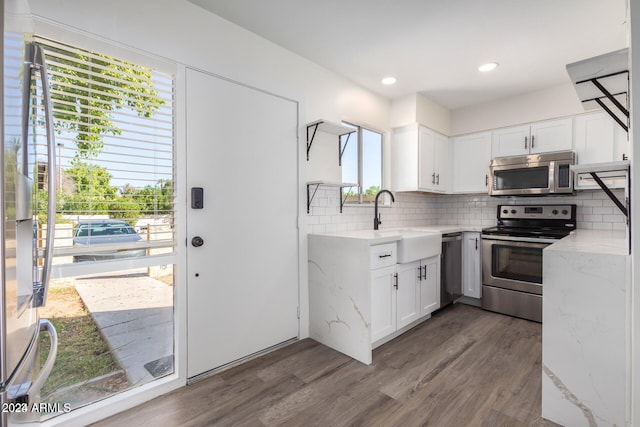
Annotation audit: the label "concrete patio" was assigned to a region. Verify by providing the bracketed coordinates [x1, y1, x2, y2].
[74, 270, 174, 386]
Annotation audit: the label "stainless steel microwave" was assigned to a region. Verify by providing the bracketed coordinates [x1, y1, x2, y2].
[488, 151, 575, 196]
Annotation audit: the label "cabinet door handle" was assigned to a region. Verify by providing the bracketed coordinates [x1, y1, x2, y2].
[485, 174, 488, 187]
[422, 265, 427, 280]
[394, 273, 398, 289]
[436, 174, 440, 185]
[432, 173, 435, 184]
[623, 153, 628, 161]
[531, 135, 535, 148]
[524, 136, 528, 149]
[417, 266, 422, 280]
[475, 237, 478, 250]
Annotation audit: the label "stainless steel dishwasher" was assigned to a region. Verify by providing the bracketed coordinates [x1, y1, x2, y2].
[441, 232, 462, 307]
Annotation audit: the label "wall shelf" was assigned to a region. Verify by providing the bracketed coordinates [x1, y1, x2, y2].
[567, 49, 630, 133]
[306, 119, 356, 163]
[307, 181, 358, 214]
[571, 161, 631, 253]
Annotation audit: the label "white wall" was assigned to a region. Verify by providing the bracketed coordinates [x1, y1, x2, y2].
[629, 1, 639, 425]
[450, 82, 586, 136]
[390, 93, 451, 135]
[28, 0, 391, 131]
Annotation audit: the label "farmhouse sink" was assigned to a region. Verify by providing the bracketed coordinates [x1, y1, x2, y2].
[395, 230, 442, 263]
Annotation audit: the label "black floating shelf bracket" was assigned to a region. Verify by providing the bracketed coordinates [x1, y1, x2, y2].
[589, 172, 628, 219]
[306, 122, 321, 161]
[339, 132, 352, 166]
[307, 183, 320, 214]
[340, 185, 356, 213]
[576, 70, 630, 133]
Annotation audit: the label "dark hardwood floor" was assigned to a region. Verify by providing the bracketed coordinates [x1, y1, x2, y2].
[93, 303, 559, 427]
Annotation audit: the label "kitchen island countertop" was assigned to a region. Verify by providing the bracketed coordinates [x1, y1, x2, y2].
[546, 228, 628, 255]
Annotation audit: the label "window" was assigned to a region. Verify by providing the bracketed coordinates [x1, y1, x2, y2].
[31, 36, 176, 269]
[340, 122, 383, 203]
[10, 35, 177, 419]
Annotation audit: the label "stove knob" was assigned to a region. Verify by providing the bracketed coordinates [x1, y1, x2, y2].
[562, 209, 568, 215]
[552, 209, 558, 215]
[511, 209, 516, 214]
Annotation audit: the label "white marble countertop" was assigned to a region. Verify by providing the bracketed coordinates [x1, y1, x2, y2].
[408, 225, 484, 234]
[310, 229, 404, 245]
[546, 228, 629, 256]
[310, 225, 483, 244]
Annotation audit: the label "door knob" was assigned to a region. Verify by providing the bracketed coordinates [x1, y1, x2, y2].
[191, 236, 204, 247]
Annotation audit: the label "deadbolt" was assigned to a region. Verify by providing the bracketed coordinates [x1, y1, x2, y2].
[191, 236, 204, 247]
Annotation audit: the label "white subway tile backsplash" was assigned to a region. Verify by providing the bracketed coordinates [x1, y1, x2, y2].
[305, 187, 624, 232]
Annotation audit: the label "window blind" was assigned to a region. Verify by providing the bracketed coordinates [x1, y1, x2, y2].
[29, 36, 176, 266]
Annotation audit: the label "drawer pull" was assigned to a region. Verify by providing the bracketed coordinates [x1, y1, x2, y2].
[378, 254, 392, 258]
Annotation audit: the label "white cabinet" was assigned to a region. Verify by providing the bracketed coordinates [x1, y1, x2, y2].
[392, 124, 449, 193]
[491, 118, 573, 158]
[574, 111, 629, 164]
[419, 257, 440, 315]
[451, 132, 492, 193]
[370, 265, 398, 343]
[574, 112, 629, 190]
[463, 232, 481, 299]
[379, 256, 440, 339]
[396, 261, 421, 329]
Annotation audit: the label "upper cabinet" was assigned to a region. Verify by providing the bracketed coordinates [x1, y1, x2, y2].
[574, 111, 629, 190]
[491, 118, 573, 158]
[574, 111, 629, 165]
[451, 132, 491, 193]
[392, 124, 449, 193]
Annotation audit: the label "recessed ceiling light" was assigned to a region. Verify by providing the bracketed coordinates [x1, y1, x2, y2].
[479, 62, 499, 72]
[381, 76, 397, 85]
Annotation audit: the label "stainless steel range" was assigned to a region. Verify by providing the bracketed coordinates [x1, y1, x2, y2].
[481, 204, 576, 322]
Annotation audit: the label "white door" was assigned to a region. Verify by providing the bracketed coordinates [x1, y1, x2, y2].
[396, 261, 420, 329]
[433, 132, 449, 192]
[452, 132, 492, 193]
[491, 125, 529, 157]
[463, 233, 482, 299]
[418, 126, 435, 190]
[529, 118, 572, 154]
[370, 265, 397, 342]
[186, 69, 299, 378]
[420, 258, 440, 316]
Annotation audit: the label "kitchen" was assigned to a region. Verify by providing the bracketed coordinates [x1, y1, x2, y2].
[1, 0, 639, 426]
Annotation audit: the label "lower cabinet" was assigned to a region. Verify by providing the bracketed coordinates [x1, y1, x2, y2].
[372, 256, 440, 344]
[463, 232, 481, 299]
[370, 265, 398, 343]
[396, 261, 421, 329]
[420, 258, 440, 315]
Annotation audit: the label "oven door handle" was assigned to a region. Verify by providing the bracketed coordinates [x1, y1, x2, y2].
[481, 235, 561, 245]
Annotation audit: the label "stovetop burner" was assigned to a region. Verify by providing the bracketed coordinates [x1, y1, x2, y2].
[482, 226, 572, 240]
[482, 204, 577, 240]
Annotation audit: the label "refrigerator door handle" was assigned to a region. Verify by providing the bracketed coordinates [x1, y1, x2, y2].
[30, 319, 58, 395]
[29, 44, 57, 307]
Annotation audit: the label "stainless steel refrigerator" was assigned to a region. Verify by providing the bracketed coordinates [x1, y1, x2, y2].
[1, 1, 58, 425]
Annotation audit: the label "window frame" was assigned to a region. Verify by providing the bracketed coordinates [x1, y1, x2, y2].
[341, 121, 384, 205]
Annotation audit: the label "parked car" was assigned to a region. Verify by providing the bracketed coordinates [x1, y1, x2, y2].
[73, 220, 146, 262]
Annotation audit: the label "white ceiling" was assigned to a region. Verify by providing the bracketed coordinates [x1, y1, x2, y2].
[188, 0, 628, 110]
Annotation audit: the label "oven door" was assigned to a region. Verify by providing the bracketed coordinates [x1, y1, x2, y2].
[481, 236, 552, 294]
